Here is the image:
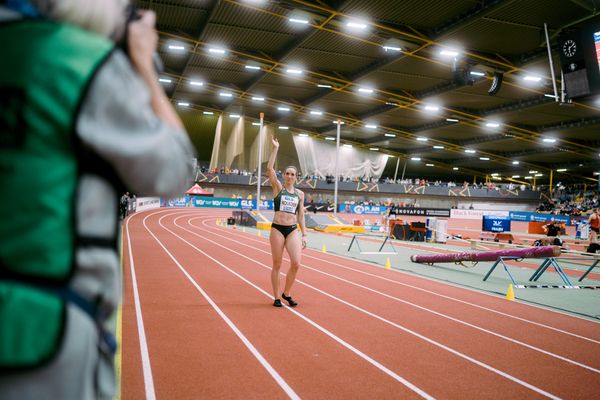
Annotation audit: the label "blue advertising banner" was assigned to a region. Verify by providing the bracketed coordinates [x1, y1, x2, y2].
[482, 215, 511, 232]
[191, 197, 274, 210]
[240, 199, 274, 210]
[339, 204, 389, 215]
[161, 197, 189, 207]
[509, 212, 571, 225]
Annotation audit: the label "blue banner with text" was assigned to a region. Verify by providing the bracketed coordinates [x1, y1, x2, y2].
[191, 197, 274, 210]
[509, 211, 571, 225]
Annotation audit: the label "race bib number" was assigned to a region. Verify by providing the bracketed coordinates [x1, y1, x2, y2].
[280, 195, 298, 213]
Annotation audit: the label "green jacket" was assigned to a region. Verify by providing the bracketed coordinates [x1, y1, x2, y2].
[0, 19, 113, 369]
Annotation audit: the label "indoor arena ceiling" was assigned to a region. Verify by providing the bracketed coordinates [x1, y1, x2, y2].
[135, 0, 600, 184]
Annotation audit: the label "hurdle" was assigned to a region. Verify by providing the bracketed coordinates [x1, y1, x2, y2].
[528, 256, 600, 283]
[480, 247, 566, 285]
[347, 233, 397, 255]
[411, 246, 562, 285]
[578, 258, 600, 281]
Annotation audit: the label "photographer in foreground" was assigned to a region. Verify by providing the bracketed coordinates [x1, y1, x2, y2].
[0, 1, 195, 398]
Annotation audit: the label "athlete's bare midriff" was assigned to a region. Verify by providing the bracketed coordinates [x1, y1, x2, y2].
[272, 210, 298, 226]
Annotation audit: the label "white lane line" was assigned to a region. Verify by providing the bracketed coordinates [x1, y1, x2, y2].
[189, 217, 600, 374]
[153, 213, 435, 400]
[171, 214, 561, 399]
[194, 215, 600, 344]
[141, 213, 301, 400]
[125, 215, 156, 400]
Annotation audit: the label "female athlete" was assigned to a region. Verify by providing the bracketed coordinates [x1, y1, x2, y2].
[267, 136, 307, 307]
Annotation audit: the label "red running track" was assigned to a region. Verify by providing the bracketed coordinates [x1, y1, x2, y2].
[120, 208, 600, 399]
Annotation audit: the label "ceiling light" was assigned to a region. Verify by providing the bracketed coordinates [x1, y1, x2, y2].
[411, 157, 421, 161]
[433, 145, 444, 149]
[310, 110, 323, 115]
[440, 49, 459, 57]
[523, 75, 542, 82]
[189, 81, 203, 86]
[542, 138, 556, 143]
[333, 120, 345, 124]
[529, 170, 538, 174]
[219, 92, 233, 97]
[252, 122, 261, 126]
[446, 118, 459, 122]
[383, 46, 402, 52]
[317, 84, 332, 88]
[385, 101, 399, 106]
[358, 87, 374, 94]
[365, 124, 378, 129]
[426, 163, 434, 167]
[369, 147, 379, 151]
[469, 71, 485, 76]
[424, 105, 439, 112]
[245, 65, 261, 70]
[277, 106, 290, 111]
[203, 111, 214, 115]
[416, 137, 428, 141]
[544, 94, 558, 99]
[298, 133, 309, 137]
[289, 18, 309, 24]
[512, 161, 520, 165]
[485, 122, 500, 128]
[177, 102, 189, 106]
[278, 126, 289, 130]
[453, 167, 459, 170]
[465, 149, 476, 154]
[346, 21, 367, 30]
[525, 176, 533, 179]
[556, 168, 567, 172]
[479, 157, 490, 160]
[286, 68, 303, 75]
[384, 133, 396, 137]
[251, 96, 265, 101]
[168, 44, 185, 51]
[229, 114, 241, 118]
[325, 137, 336, 141]
[158, 78, 172, 83]
[208, 47, 226, 54]
[343, 144, 352, 148]
[491, 173, 499, 176]
[512, 175, 520, 178]
[535, 173, 543, 177]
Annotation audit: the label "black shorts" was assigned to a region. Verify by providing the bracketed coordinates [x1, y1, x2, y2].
[591, 227, 600, 233]
[271, 223, 297, 239]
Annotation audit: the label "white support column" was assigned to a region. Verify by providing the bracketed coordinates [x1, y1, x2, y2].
[256, 112, 264, 211]
[333, 120, 341, 216]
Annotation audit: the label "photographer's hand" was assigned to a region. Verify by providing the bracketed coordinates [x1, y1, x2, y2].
[128, 11, 183, 129]
[127, 11, 158, 77]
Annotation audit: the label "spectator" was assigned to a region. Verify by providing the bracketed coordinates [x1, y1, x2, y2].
[120, 192, 130, 219]
[589, 208, 599, 243]
[543, 220, 561, 238]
